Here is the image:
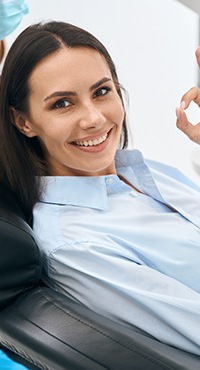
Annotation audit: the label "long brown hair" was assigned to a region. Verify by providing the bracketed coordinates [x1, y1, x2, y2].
[0, 21, 128, 222]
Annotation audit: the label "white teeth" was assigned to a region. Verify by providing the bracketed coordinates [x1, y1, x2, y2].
[75, 133, 107, 147]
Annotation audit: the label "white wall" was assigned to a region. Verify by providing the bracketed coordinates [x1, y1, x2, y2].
[2, 0, 200, 181]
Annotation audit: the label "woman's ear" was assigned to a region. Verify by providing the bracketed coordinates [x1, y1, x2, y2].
[10, 107, 37, 138]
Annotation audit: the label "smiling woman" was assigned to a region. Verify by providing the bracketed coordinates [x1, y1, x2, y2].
[0, 21, 128, 218]
[1, 20, 200, 358]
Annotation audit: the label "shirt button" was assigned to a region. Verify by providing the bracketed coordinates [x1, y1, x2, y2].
[130, 190, 137, 197]
[106, 177, 114, 184]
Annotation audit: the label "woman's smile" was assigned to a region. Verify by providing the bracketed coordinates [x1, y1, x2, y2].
[71, 127, 113, 151]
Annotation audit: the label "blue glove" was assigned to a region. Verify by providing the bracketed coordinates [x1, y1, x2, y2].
[0, 350, 28, 369]
[0, 0, 29, 40]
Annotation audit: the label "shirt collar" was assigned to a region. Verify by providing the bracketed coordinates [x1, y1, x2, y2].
[40, 149, 144, 210]
[40, 176, 109, 210]
[39, 149, 200, 227]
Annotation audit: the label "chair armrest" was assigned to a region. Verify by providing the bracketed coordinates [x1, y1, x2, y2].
[0, 286, 199, 370]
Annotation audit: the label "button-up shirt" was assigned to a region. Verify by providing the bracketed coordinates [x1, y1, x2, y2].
[33, 149, 200, 355]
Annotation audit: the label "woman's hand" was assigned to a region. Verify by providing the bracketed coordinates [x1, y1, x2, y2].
[196, 47, 200, 67]
[176, 87, 200, 144]
[176, 47, 200, 145]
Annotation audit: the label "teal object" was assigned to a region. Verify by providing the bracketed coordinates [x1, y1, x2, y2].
[0, 0, 29, 40]
[0, 350, 28, 369]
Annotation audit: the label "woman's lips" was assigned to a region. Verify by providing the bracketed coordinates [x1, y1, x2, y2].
[70, 128, 112, 152]
[72, 128, 112, 147]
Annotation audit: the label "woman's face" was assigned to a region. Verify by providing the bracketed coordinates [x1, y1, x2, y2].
[18, 47, 124, 176]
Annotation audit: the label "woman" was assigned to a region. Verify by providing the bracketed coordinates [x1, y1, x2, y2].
[0, 21, 200, 356]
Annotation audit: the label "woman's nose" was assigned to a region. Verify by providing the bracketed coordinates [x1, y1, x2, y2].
[78, 103, 106, 129]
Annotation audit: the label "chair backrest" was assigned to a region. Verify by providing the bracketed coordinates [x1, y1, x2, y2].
[0, 182, 42, 311]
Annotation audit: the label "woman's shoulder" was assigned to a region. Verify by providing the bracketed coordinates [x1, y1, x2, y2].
[145, 158, 200, 192]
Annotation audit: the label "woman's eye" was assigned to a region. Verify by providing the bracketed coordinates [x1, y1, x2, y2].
[53, 99, 70, 109]
[94, 87, 110, 98]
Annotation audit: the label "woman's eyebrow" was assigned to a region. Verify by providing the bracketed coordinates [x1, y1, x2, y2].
[90, 77, 112, 91]
[44, 91, 76, 101]
[44, 77, 112, 101]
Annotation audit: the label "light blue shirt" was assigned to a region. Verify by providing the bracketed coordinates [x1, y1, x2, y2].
[33, 149, 200, 355]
